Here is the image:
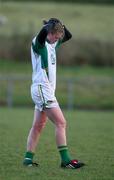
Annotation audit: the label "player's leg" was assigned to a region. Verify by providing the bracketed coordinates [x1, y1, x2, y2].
[44, 106, 85, 169]
[45, 106, 67, 146]
[44, 106, 71, 162]
[23, 109, 47, 166]
[27, 109, 47, 152]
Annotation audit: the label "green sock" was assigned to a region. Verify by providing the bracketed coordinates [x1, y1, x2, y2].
[23, 151, 34, 165]
[58, 145, 72, 164]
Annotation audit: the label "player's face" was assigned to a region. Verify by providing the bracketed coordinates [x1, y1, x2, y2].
[47, 32, 63, 44]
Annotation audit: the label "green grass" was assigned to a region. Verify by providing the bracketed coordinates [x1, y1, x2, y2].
[0, 60, 114, 77]
[0, 107, 114, 180]
[0, 60, 114, 109]
[0, 60, 32, 75]
[0, 2, 114, 41]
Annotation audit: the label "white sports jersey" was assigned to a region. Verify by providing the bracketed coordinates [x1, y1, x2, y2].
[31, 37, 59, 93]
[30, 24, 71, 111]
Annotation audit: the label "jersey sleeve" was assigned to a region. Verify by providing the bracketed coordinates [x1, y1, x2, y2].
[32, 23, 54, 54]
[61, 26, 72, 43]
[32, 26, 48, 54]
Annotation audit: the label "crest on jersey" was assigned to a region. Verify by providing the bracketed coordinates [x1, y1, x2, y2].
[51, 53, 56, 65]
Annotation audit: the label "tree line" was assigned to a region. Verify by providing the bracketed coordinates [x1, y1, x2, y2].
[0, 33, 114, 67]
[1, 0, 114, 4]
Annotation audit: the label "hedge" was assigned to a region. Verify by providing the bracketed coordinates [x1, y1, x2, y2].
[0, 33, 114, 66]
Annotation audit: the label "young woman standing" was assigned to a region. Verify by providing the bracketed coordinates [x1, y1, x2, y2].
[23, 18, 85, 169]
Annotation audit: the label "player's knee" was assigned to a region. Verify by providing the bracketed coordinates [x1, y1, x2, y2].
[57, 119, 67, 129]
[32, 121, 46, 133]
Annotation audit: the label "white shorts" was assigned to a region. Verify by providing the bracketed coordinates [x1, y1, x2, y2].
[31, 84, 59, 111]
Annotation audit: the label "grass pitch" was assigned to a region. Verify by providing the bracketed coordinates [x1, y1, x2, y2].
[0, 107, 114, 180]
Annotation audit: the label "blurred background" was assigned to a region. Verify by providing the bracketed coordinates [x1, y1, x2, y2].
[1, 2, 114, 179]
[0, 0, 114, 110]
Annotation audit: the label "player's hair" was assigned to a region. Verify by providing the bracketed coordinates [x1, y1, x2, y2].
[43, 18, 64, 34]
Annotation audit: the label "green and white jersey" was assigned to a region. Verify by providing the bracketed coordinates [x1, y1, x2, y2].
[31, 37, 61, 93]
